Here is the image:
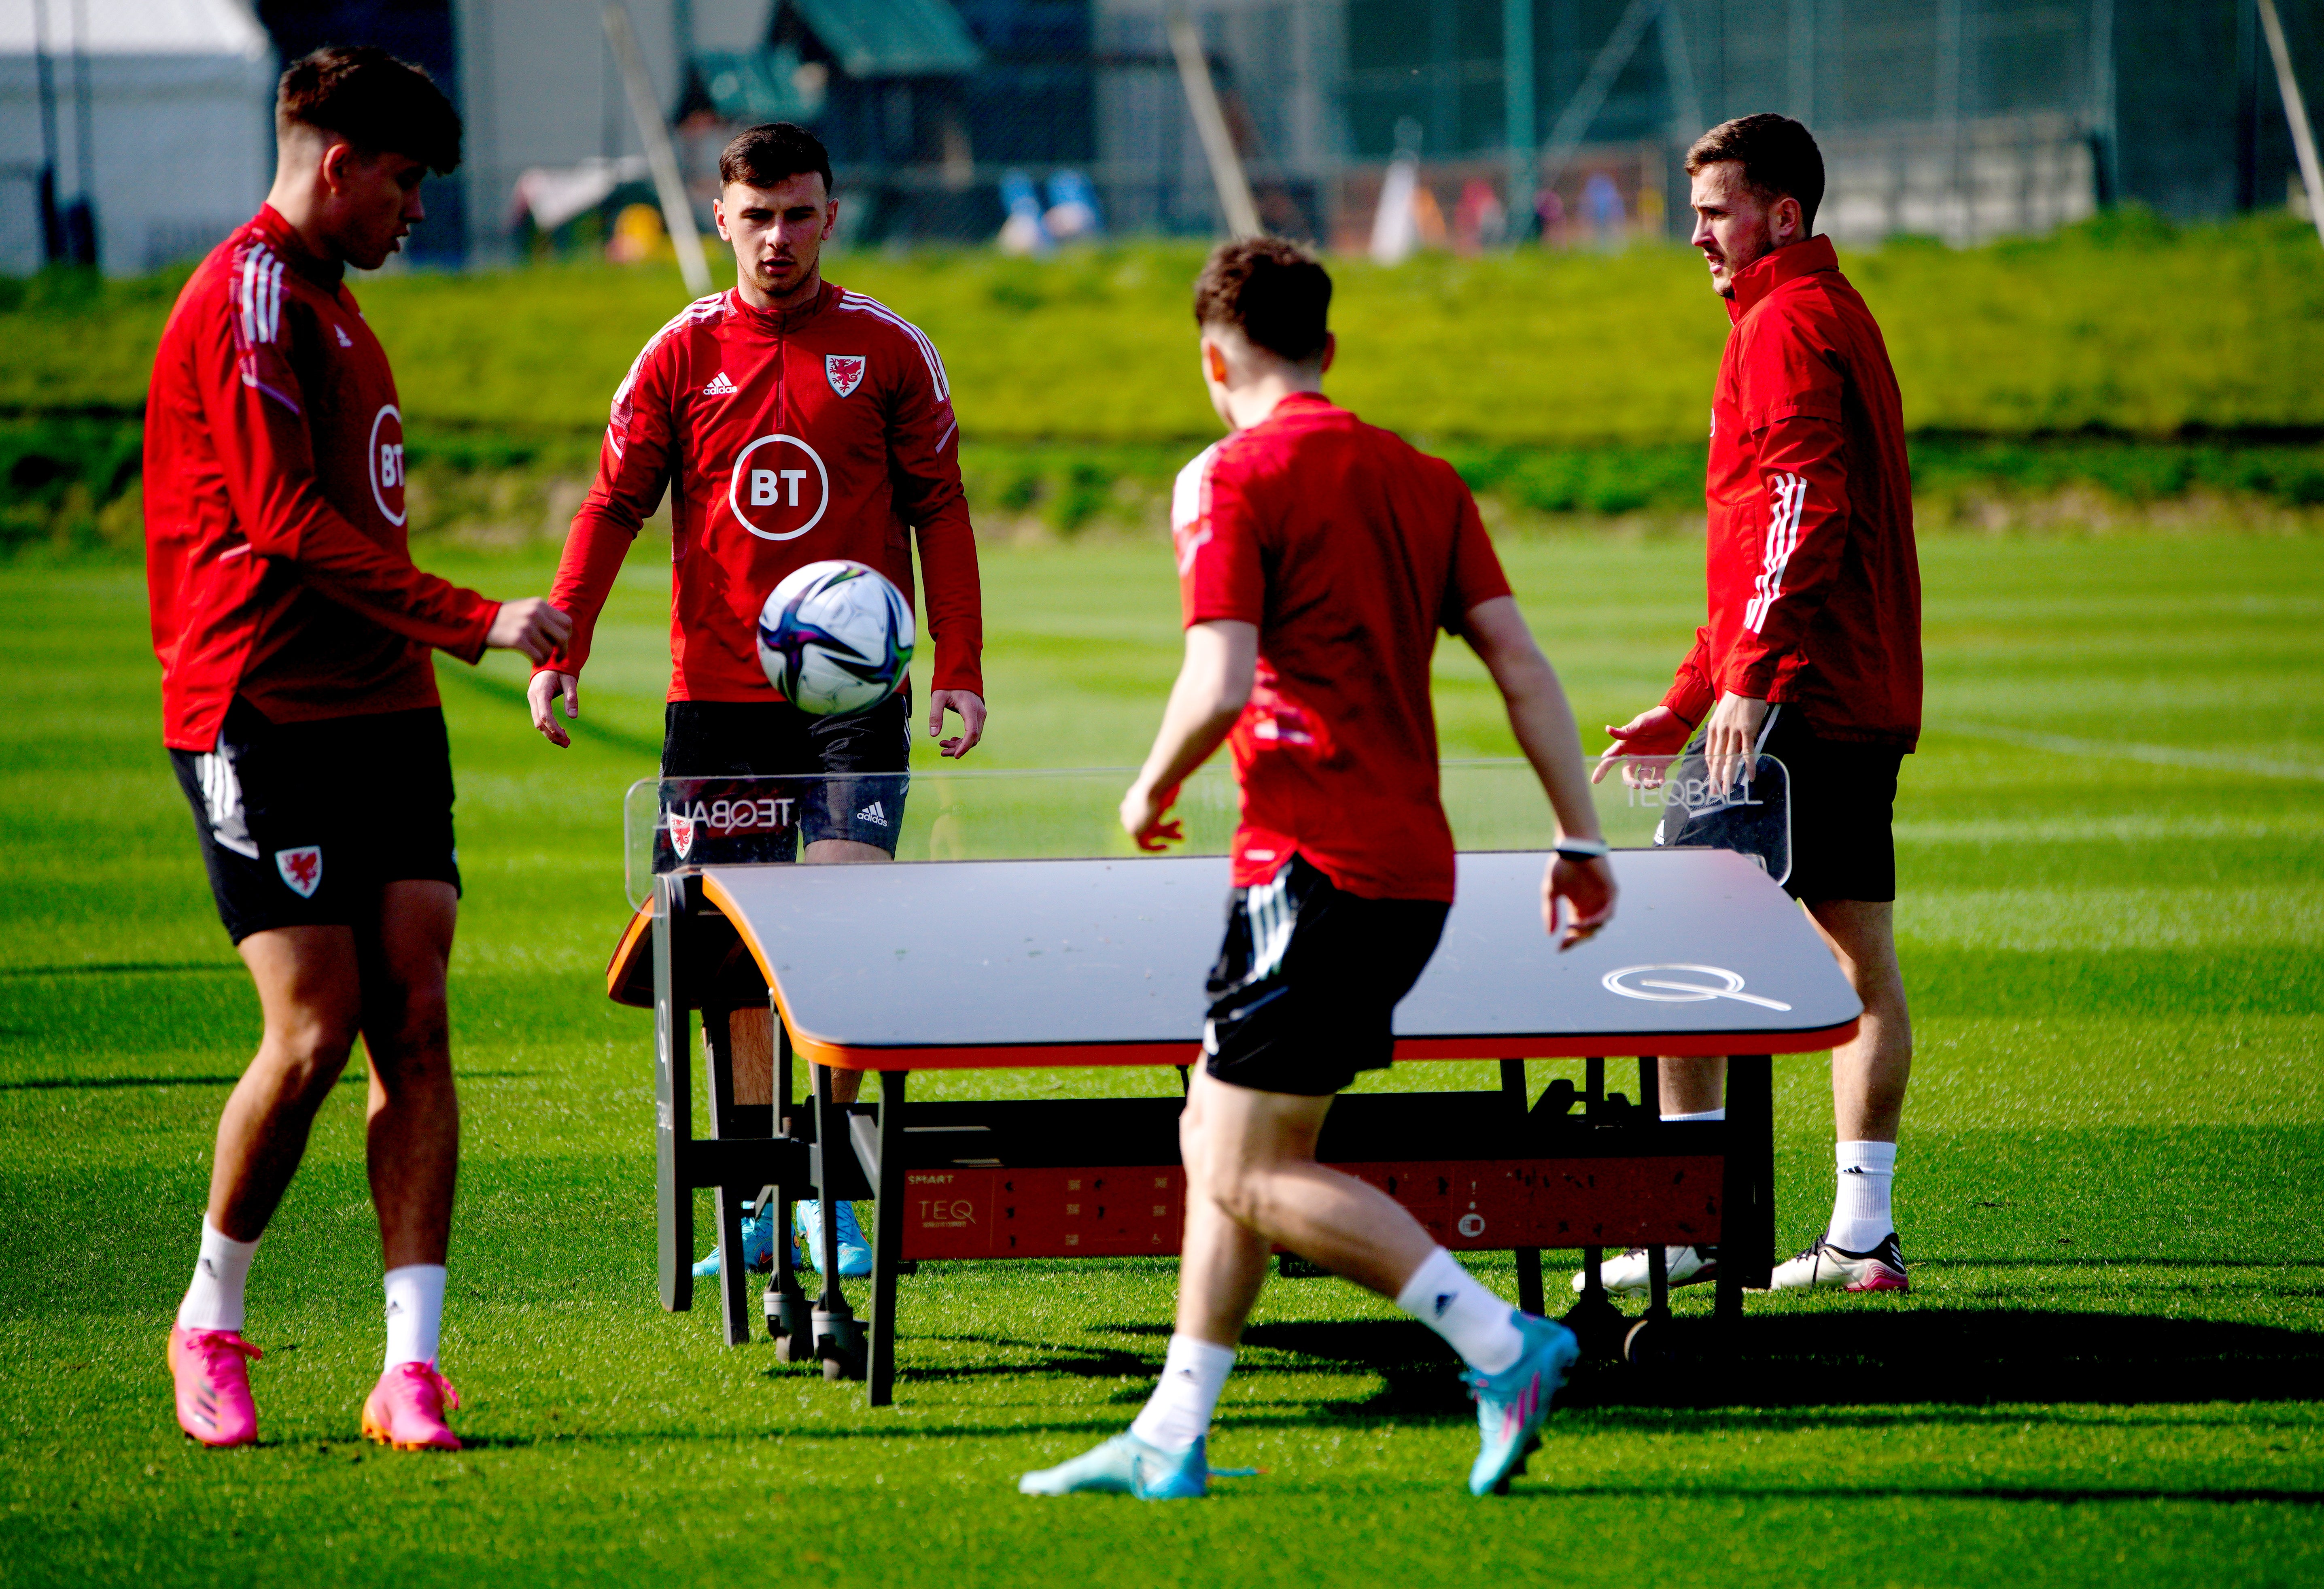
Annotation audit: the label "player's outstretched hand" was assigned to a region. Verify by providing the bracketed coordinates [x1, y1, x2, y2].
[929, 689, 986, 760]
[1593, 704, 1692, 786]
[1544, 854, 1617, 950]
[1121, 780, 1184, 853]
[487, 598, 572, 665]
[528, 670, 580, 749]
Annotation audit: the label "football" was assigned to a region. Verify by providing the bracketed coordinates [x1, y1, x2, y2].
[755, 560, 915, 716]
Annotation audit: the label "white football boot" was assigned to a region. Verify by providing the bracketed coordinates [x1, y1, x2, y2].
[1570, 1245, 1719, 1295]
[1767, 1232, 1910, 1293]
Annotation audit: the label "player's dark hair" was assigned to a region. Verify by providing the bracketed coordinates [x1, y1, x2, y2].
[719, 123, 834, 196]
[276, 46, 461, 175]
[1192, 238, 1331, 364]
[1685, 113, 1824, 233]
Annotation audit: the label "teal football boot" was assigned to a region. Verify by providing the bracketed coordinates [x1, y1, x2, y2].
[1465, 1313, 1581, 1496]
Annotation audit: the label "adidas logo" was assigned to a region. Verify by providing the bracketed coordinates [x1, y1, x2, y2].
[1434, 1292, 1456, 1318]
[333, 324, 353, 348]
[855, 801, 889, 826]
[702, 371, 737, 396]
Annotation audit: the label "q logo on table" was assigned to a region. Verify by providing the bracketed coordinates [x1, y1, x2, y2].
[1600, 964, 1793, 1012]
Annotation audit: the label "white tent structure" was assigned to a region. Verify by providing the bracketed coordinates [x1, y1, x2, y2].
[0, 0, 276, 276]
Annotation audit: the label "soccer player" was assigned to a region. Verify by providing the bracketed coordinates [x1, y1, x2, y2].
[150, 48, 571, 1451]
[526, 123, 984, 1278]
[1019, 240, 1616, 1502]
[1584, 114, 1921, 1298]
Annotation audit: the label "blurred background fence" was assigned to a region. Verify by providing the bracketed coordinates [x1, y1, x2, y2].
[2, 0, 2320, 272]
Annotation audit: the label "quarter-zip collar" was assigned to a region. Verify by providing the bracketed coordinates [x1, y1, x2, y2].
[249, 203, 347, 291]
[1243, 389, 1336, 432]
[1726, 234, 1838, 324]
[729, 278, 840, 333]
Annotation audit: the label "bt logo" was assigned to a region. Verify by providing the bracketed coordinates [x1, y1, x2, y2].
[728, 433, 829, 541]
[368, 404, 406, 526]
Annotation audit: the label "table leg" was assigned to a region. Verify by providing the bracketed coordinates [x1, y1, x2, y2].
[810, 1060, 864, 1379]
[703, 1007, 750, 1346]
[1498, 1059, 1544, 1315]
[766, 1010, 810, 1357]
[651, 881, 692, 1315]
[867, 1069, 908, 1407]
[1639, 1055, 1672, 1331]
[1561, 1056, 1625, 1353]
[1731, 1054, 1775, 1288]
[1515, 1249, 1545, 1317]
[1714, 1054, 1775, 1325]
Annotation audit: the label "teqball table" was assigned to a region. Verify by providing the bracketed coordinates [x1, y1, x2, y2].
[604, 759, 1858, 1405]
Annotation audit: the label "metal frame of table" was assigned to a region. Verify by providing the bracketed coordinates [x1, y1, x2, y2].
[611, 850, 1861, 1406]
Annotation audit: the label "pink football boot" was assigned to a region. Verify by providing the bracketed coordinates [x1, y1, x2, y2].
[361, 1361, 462, 1451]
[169, 1326, 262, 1448]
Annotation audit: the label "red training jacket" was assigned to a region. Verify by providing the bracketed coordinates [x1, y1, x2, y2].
[1175, 394, 1513, 904]
[541, 280, 983, 700]
[1662, 235, 1922, 747]
[143, 205, 499, 751]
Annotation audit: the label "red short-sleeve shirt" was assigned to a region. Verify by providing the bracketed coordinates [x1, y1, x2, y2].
[1174, 393, 1511, 903]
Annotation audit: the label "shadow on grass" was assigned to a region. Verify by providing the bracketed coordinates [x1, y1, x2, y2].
[1232, 1310, 2324, 1415]
[1923, 1258, 2324, 1269]
[0, 1069, 540, 1091]
[1502, 1483, 2324, 1506]
[0, 962, 240, 978]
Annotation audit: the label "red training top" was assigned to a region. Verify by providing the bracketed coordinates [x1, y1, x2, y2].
[1662, 235, 1922, 747]
[143, 205, 499, 751]
[540, 280, 983, 700]
[1174, 393, 1513, 904]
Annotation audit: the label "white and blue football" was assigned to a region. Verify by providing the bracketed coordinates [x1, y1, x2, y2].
[755, 560, 914, 716]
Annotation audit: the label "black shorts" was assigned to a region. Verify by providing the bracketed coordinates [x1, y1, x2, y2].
[170, 699, 460, 945]
[661, 692, 911, 856]
[1755, 706, 1905, 904]
[1202, 853, 1450, 1098]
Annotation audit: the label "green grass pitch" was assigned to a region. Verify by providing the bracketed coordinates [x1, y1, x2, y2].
[1, 530, 2319, 1586]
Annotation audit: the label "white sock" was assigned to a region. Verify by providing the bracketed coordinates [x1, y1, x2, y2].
[1396, 1247, 1522, 1374]
[383, 1264, 447, 1369]
[1127, 1333, 1235, 1453]
[176, 1219, 259, 1332]
[1827, 1141, 1898, 1253]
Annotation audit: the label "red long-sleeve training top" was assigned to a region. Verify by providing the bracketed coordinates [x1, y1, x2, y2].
[143, 205, 499, 751]
[1662, 235, 1922, 747]
[540, 279, 983, 700]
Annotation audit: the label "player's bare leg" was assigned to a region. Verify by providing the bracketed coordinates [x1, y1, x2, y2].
[1598, 901, 1913, 1295]
[355, 881, 461, 1273]
[346, 880, 466, 1448]
[207, 928, 367, 1243]
[1656, 1055, 1726, 1116]
[1806, 899, 1911, 1143]
[1658, 903, 1910, 1145]
[1757, 897, 1914, 1289]
[175, 887, 467, 1447]
[1027, 1066, 1577, 1498]
[1174, 1067, 1431, 1325]
[170, 926, 363, 1445]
